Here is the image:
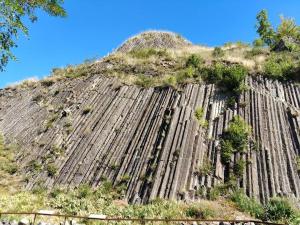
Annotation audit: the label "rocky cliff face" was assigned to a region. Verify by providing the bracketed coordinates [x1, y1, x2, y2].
[0, 32, 299, 205]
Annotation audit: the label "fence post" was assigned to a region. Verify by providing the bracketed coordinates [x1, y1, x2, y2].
[32, 213, 37, 225]
[64, 216, 68, 225]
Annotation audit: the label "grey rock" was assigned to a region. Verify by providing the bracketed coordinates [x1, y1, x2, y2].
[37, 222, 48, 225]
[0, 66, 300, 205]
[219, 222, 231, 225]
[273, 36, 300, 52]
[18, 218, 30, 225]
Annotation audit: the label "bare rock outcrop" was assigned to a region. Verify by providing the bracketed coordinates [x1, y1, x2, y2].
[116, 31, 192, 53]
[0, 72, 299, 204]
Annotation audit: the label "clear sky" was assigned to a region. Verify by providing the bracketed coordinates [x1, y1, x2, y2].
[1, 0, 300, 88]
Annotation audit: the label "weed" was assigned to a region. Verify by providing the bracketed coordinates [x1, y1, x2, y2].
[185, 206, 204, 219]
[212, 47, 225, 58]
[77, 184, 93, 198]
[163, 75, 177, 88]
[231, 190, 264, 218]
[110, 164, 120, 170]
[45, 113, 59, 130]
[198, 157, 213, 176]
[134, 75, 156, 88]
[82, 106, 92, 115]
[28, 160, 42, 172]
[296, 156, 300, 171]
[264, 53, 298, 80]
[264, 198, 296, 222]
[186, 54, 204, 68]
[220, 140, 234, 164]
[46, 163, 58, 177]
[226, 96, 236, 109]
[195, 107, 204, 121]
[233, 159, 246, 178]
[119, 174, 131, 184]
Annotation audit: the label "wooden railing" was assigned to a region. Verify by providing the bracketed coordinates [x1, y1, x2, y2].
[0, 212, 287, 225]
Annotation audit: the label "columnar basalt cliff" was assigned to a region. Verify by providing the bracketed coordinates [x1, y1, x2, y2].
[0, 31, 299, 205]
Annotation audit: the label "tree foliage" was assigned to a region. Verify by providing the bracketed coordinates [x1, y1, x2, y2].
[256, 10, 276, 47]
[277, 15, 300, 41]
[0, 0, 66, 71]
[256, 10, 300, 49]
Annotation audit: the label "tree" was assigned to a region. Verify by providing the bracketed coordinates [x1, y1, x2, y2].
[256, 10, 300, 50]
[0, 0, 66, 71]
[277, 15, 300, 41]
[255, 10, 276, 47]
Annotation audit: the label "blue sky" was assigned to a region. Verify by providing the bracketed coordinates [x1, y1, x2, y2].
[1, 0, 300, 88]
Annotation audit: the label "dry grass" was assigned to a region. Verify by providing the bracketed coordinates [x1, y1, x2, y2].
[2, 33, 271, 91]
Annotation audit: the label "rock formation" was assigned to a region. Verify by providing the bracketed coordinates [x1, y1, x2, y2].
[0, 31, 299, 205]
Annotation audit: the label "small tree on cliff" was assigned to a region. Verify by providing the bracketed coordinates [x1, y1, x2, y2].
[256, 10, 276, 47]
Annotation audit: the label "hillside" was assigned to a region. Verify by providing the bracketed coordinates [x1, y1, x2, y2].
[0, 31, 299, 221]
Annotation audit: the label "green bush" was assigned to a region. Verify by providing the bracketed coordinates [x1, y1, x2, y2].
[212, 47, 225, 58]
[201, 62, 224, 83]
[198, 157, 212, 176]
[184, 66, 197, 78]
[208, 186, 221, 200]
[194, 107, 204, 121]
[174, 67, 199, 85]
[50, 187, 65, 198]
[5, 163, 18, 175]
[226, 96, 236, 108]
[185, 206, 204, 219]
[202, 63, 248, 95]
[186, 54, 204, 68]
[233, 159, 246, 178]
[208, 184, 231, 200]
[231, 190, 264, 218]
[264, 53, 297, 80]
[253, 38, 265, 47]
[221, 64, 248, 95]
[163, 75, 177, 88]
[220, 140, 234, 164]
[29, 160, 42, 172]
[264, 198, 296, 222]
[221, 116, 251, 165]
[77, 184, 93, 198]
[223, 116, 251, 152]
[46, 163, 58, 177]
[194, 107, 208, 127]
